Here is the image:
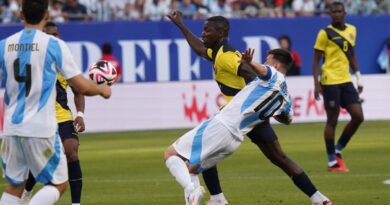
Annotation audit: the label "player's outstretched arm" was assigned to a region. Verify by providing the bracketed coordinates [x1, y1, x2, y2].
[239, 48, 268, 77]
[167, 10, 208, 59]
[67, 75, 111, 99]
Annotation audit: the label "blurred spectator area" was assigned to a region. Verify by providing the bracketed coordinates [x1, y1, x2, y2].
[0, 0, 389, 24]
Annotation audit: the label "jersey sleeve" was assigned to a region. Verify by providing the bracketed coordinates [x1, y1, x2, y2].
[314, 29, 327, 51]
[56, 39, 81, 80]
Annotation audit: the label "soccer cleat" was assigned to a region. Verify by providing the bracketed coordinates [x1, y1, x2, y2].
[206, 199, 229, 205]
[327, 163, 348, 172]
[187, 186, 205, 205]
[312, 200, 333, 205]
[20, 190, 32, 205]
[336, 154, 349, 172]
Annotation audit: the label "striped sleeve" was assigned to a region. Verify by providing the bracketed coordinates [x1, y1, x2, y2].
[56, 39, 81, 79]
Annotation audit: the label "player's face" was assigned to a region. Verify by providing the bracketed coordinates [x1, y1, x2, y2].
[330, 5, 345, 24]
[265, 54, 281, 71]
[201, 21, 221, 48]
[43, 26, 60, 38]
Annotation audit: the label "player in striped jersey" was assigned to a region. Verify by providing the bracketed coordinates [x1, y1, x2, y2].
[0, 1, 110, 205]
[164, 48, 332, 205]
[168, 11, 331, 205]
[21, 22, 86, 205]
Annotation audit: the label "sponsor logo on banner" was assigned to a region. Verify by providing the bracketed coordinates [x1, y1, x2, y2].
[182, 85, 210, 123]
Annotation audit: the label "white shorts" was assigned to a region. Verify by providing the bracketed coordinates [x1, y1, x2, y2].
[173, 118, 241, 171]
[0, 133, 68, 185]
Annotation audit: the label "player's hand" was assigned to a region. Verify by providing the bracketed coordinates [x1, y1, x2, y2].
[74, 116, 85, 132]
[99, 85, 111, 99]
[167, 10, 184, 26]
[239, 48, 254, 64]
[314, 82, 322, 101]
[357, 85, 363, 94]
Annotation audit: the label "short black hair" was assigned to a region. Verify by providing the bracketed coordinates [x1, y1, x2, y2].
[44, 21, 57, 28]
[206, 16, 230, 36]
[330, 1, 345, 11]
[102, 43, 112, 54]
[22, 0, 49, 24]
[267, 48, 293, 70]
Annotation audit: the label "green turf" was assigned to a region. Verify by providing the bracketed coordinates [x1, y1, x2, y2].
[3, 121, 390, 204]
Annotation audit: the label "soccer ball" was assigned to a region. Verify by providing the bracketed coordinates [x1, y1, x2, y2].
[88, 60, 117, 85]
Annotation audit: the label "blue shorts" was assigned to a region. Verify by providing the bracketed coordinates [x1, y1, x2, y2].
[58, 120, 79, 142]
[247, 120, 277, 143]
[321, 82, 360, 109]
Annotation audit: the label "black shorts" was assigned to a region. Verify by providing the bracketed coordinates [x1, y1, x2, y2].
[58, 120, 79, 142]
[247, 119, 277, 144]
[321, 82, 360, 109]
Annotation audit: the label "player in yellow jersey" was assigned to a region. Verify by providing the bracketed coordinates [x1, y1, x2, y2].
[168, 11, 332, 205]
[22, 22, 86, 205]
[312, 2, 364, 172]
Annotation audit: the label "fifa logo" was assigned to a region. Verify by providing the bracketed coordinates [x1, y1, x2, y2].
[182, 85, 210, 123]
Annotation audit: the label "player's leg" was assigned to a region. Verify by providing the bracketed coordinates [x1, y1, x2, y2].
[247, 122, 332, 205]
[20, 172, 36, 204]
[25, 134, 69, 205]
[0, 136, 28, 205]
[202, 166, 229, 205]
[321, 84, 345, 171]
[335, 83, 364, 157]
[59, 121, 83, 205]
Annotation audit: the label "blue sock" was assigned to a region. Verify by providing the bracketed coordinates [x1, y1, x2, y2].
[68, 160, 82, 204]
[325, 139, 336, 163]
[202, 166, 222, 195]
[292, 172, 317, 197]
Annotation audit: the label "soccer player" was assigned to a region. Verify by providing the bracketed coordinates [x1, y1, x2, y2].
[168, 11, 329, 205]
[164, 48, 332, 205]
[312, 2, 364, 172]
[21, 21, 86, 205]
[0, 1, 111, 205]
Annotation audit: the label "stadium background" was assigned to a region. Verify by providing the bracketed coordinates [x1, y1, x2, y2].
[0, 7, 390, 205]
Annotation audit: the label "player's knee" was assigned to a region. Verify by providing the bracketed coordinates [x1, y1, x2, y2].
[66, 151, 79, 162]
[163, 146, 177, 161]
[353, 113, 364, 124]
[52, 182, 67, 196]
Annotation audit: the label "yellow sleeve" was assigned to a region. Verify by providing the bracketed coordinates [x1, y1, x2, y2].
[218, 51, 241, 75]
[350, 25, 357, 47]
[314, 29, 327, 51]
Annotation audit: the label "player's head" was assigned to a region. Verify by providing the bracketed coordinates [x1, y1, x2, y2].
[21, 0, 49, 25]
[265, 49, 293, 74]
[278, 35, 292, 50]
[43, 21, 60, 38]
[201, 16, 230, 48]
[102, 43, 113, 55]
[329, 2, 346, 24]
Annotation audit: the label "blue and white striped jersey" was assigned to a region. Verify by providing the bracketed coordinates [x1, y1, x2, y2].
[0, 29, 81, 138]
[215, 66, 292, 141]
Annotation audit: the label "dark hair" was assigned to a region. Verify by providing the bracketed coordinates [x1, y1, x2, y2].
[330, 1, 345, 11]
[44, 21, 57, 28]
[206, 16, 230, 36]
[22, 0, 49, 24]
[278, 35, 292, 49]
[267, 48, 293, 70]
[102, 43, 112, 54]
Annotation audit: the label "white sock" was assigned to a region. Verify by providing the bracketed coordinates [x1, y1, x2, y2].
[190, 174, 200, 187]
[0, 192, 22, 205]
[165, 156, 195, 194]
[210, 193, 227, 202]
[328, 160, 338, 167]
[310, 191, 329, 204]
[28, 185, 60, 205]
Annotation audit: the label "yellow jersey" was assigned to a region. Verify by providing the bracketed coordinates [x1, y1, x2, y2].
[206, 39, 246, 103]
[314, 23, 357, 85]
[56, 74, 73, 123]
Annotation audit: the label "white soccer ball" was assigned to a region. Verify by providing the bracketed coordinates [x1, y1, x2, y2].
[88, 60, 117, 85]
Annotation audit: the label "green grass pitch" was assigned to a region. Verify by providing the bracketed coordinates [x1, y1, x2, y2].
[2, 121, 390, 204]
